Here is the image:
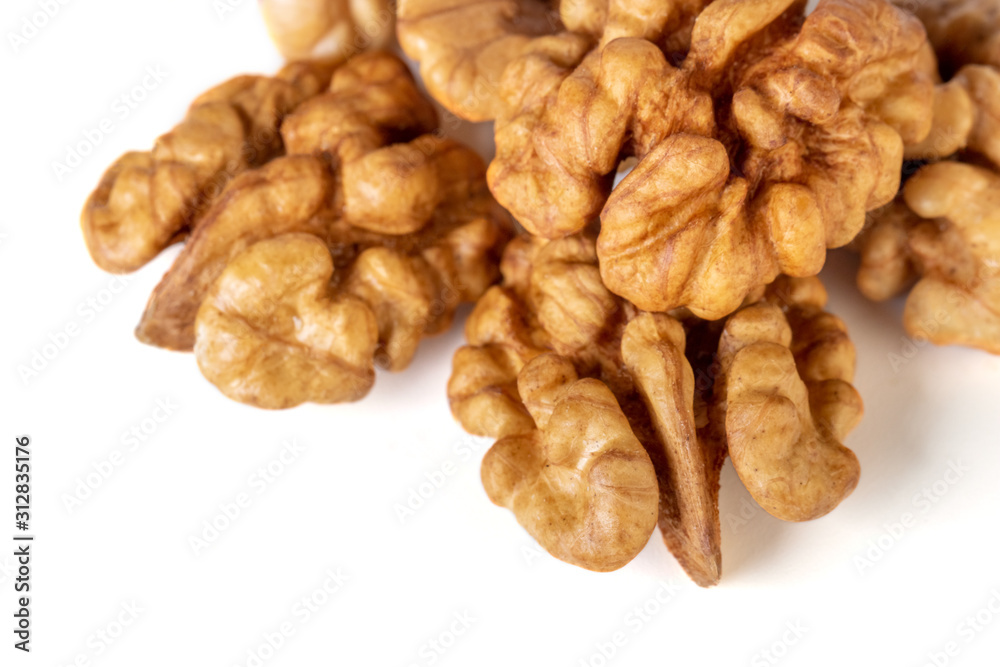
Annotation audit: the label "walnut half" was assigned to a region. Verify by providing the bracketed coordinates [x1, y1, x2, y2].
[402, 0, 934, 320]
[81, 61, 333, 273]
[855, 24, 1000, 354]
[449, 234, 863, 585]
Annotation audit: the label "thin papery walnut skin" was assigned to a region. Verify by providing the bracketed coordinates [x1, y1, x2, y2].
[402, 0, 931, 319]
[261, 0, 393, 61]
[481, 354, 659, 572]
[81, 61, 333, 274]
[717, 278, 862, 522]
[135, 52, 510, 358]
[195, 234, 378, 409]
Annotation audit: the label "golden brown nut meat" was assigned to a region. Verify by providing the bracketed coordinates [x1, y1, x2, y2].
[905, 64, 1000, 165]
[132, 53, 511, 405]
[481, 354, 659, 572]
[261, 0, 393, 61]
[716, 291, 862, 522]
[135, 138, 506, 357]
[81, 61, 333, 273]
[449, 234, 863, 584]
[133, 51, 476, 351]
[894, 0, 1000, 73]
[195, 234, 379, 408]
[402, 0, 934, 319]
[902, 164, 1000, 353]
[620, 311, 725, 586]
[956, 65, 1000, 167]
[453, 233, 720, 580]
[398, 0, 712, 121]
[135, 154, 332, 350]
[855, 199, 921, 302]
[856, 37, 1000, 354]
[279, 49, 438, 161]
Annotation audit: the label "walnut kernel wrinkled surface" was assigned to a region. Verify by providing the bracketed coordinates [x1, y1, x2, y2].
[861, 164, 1000, 354]
[401, 0, 934, 319]
[856, 21, 1000, 354]
[81, 61, 333, 273]
[195, 234, 379, 408]
[261, 0, 393, 61]
[894, 0, 1000, 73]
[135, 52, 505, 353]
[449, 234, 863, 584]
[481, 353, 660, 572]
[83, 52, 511, 407]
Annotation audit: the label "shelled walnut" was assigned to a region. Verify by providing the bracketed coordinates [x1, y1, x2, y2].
[856, 14, 1000, 354]
[260, 0, 394, 61]
[893, 0, 1000, 73]
[400, 0, 935, 319]
[82, 52, 511, 408]
[81, 61, 334, 273]
[449, 233, 862, 585]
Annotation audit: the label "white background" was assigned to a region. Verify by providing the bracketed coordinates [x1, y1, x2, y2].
[2, 1, 1000, 665]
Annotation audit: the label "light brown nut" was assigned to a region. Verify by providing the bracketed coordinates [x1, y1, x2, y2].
[341, 246, 440, 371]
[717, 293, 862, 522]
[903, 162, 1000, 354]
[404, 0, 932, 319]
[137, 137, 509, 356]
[907, 62, 1000, 164]
[621, 313, 723, 587]
[854, 44, 1000, 354]
[397, 0, 569, 122]
[195, 234, 378, 409]
[481, 354, 659, 572]
[135, 155, 331, 350]
[955, 65, 1000, 168]
[449, 234, 864, 584]
[894, 0, 1000, 72]
[448, 343, 535, 438]
[448, 235, 616, 440]
[261, 0, 393, 62]
[491, 38, 715, 239]
[186, 141, 510, 405]
[342, 142, 444, 234]
[905, 80, 976, 161]
[398, 0, 714, 121]
[280, 51, 438, 160]
[191, 189, 507, 407]
[81, 62, 333, 274]
[134, 53, 509, 357]
[189, 60, 337, 154]
[855, 201, 921, 302]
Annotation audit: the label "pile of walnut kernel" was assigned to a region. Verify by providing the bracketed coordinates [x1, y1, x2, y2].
[82, 51, 512, 409]
[81, 0, 1000, 586]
